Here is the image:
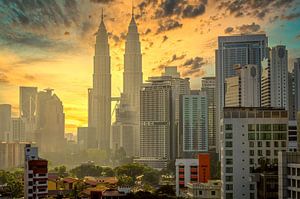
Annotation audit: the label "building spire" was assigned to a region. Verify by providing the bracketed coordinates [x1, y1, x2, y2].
[132, 0, 134, 18]
[101, 8, 104, 22]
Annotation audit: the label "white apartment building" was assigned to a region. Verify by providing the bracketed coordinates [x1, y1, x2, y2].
[180, 91, 208, 157]
[221, 107, 288, 199]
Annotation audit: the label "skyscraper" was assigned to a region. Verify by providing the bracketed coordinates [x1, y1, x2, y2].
[0, 104, 11, 141]
[11, 117, 25, 141]
[179, 91, 208, 157]
[201, 77, 216, 150]
[216, 34, 268, 152]
[136, 76, 173, 169]
[36, 89, 65, 153]
[289, 58, 300, 120]
[225, 64, 260, 107]
[111, 9, 142, 156]
[162, 66, 190, 159]
[88, 11, 111, 151]
[270, 46, 288, 110]
[19, 87, 37, 141]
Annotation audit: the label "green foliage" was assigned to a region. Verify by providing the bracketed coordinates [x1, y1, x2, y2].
[0, 170, 24, 198]
[155, 185, 175, 196]
[101, 167, 115, 177]
[117, 175, 135, 187]
[52, 165, 68, 177]
[114, 163, 160, 187]
[70, 163, 103, 178]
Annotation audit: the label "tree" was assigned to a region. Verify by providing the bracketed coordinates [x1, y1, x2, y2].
[70, 163, 102, 178]
[0, 170, 23, 198]
[155, 185, 175, 196]
[53, 165, 67, 177]
[117, 175, 135, 187]
[101, 167, 115, 177]
[143, 169, 160, 186]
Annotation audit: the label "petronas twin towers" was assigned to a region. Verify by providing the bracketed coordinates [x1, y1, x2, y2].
[88, 10, 142, 153]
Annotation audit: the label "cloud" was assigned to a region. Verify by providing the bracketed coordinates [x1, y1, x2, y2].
[0, 73, 9, 84]
[281, 12, 300, 20]
[154, 0, 207, 19]
[156, 19, 183, 34]
[224, 27, 234, 34]
[180, 56, 206, 77]
[217, 0, 296, 19]
[152, 53, 186, 73]
[144, 28, 152, 35]
[90, 0, 114, 3]
[162, 35, 168, 43]
[182, 4, 206, 18]
[237, 22, 261, 34]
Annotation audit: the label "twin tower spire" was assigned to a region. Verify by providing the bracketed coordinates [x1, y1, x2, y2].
[88, 8, 143, 151]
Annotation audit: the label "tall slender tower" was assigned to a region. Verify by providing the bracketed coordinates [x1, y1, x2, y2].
[123, 8, 143, 110]
[89, 11, 111, 151]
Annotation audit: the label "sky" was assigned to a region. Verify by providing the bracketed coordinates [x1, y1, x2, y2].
[0, 0, 300, 133]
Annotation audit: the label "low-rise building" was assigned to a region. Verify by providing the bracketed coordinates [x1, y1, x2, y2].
[187, 180, 221, 199]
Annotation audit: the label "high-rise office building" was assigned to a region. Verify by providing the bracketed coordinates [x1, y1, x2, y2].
[11, 117, 25, 142]
[289, 58, 300, 120]
[136, 76, 173, 169]
[179, 91, 208, 157]
[0, 104, 11, 141]
[77, 127, 97, 151]
[295, 59, 300, 116]
[225, 64, 260, 107]
[220, 107, 288, 199]
[24, 144, 48, 198]
[36, 89, 65, 153]
[201, 77, 216, 150]
[261, 58, 271, 107]
[88, 12, 111, 151]
[19, 86, 37, 142]
[163, 66, 190, 159]
[111, 10, 142, 156]
[216, 34, 268, 152]
[270, 46, 289, 110]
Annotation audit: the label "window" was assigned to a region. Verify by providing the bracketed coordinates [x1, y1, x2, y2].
[281, 141, 286, 147]
[226, 159, 233, 165]
[258, 141, 262, 147]
[211, 191, 216, 195]
[225, 132, 233, 139]
[226, 167, 233, 173]
[250, 184, 255, 190]
[274, 141, 279, 147]
[266, 141, 270, 147]
[226, 193, 233, 199]
[226, 184, 233, 190]
[225, 141, 232, 147]
[225, 124, 233, 130]
[249, 150, 254, 156]
[266, 150, 271, 156]
[250, 158, 254, 165]
[199, 190, 202, 195]
[260, 124, 271, 131]
[249, 142, 254, 147]
[226, 176, 233, 182]
[226, 150, 233, 156]
[248, 124, 255, 131]
[248, 133, 255, 140]
[258, 150, 263, 156]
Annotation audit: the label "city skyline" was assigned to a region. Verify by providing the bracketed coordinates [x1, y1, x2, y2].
[0, 0, 300, 134]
